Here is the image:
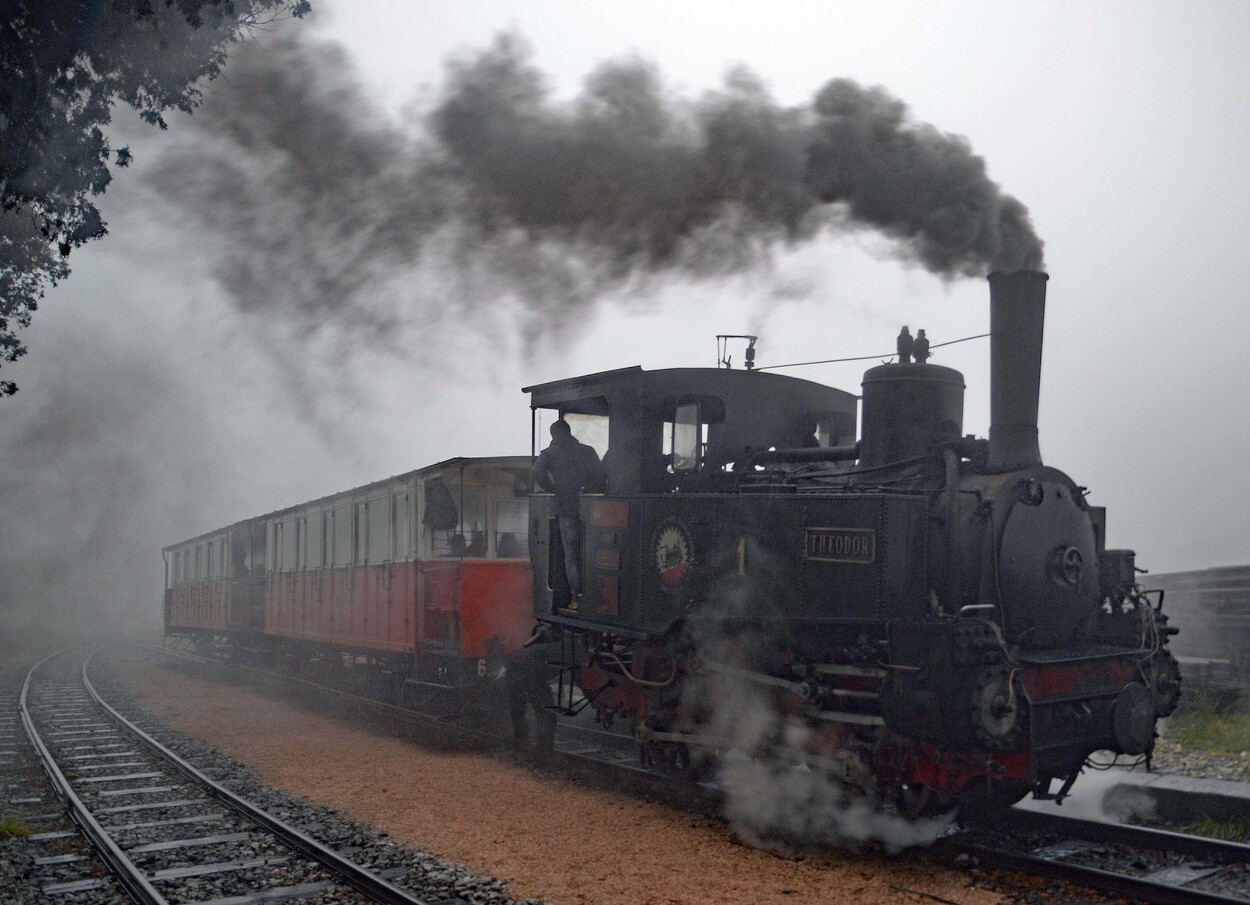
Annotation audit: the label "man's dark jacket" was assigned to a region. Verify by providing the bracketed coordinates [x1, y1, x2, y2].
[532, 436, 605, 517]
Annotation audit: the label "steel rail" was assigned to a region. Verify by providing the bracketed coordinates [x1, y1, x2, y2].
[1008, 808, 1250, 863]
[939, 815, 1250, 905]
[942, 838, 1248, 905]
[19, 649, 170, 905]
[81, 647, 431, 905]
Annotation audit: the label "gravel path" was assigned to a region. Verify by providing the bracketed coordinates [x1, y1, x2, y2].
[1150, 736, 1250, 783]
[106, 647, 1003, 905]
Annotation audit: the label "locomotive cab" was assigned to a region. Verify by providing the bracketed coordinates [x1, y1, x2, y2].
[524, 365, 858, 621]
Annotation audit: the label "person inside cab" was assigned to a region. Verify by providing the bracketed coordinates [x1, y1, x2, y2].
[531, 419, 605, 603]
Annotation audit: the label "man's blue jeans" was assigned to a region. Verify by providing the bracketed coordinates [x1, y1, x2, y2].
[558, 516, 582, 600]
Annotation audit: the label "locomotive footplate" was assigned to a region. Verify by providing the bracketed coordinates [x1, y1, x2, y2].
[878, 616, 1174, 808]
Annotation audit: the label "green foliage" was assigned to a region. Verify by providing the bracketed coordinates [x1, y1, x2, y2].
[1167, 689, 1250, 754]
[0, 816, 31, 838]
[1180, 815, 1250, 843]
[0, 0, 311, 396]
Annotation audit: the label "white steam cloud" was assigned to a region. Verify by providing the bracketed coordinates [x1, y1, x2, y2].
[704, 675, 953, 854]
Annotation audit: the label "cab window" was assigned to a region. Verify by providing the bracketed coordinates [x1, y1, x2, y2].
[663, 402, 710, 473]
[533, 404, 609, 459]
[672, 402, 701, 471]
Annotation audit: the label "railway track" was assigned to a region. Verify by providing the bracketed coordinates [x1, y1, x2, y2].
[944, 809, 1250, 904]
[123, 640, 1250, 904]
[19, 646, 433, 905]
[2, 650, 129, 902]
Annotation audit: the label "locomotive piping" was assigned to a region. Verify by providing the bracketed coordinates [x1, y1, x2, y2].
[748, 442, 860, 467]
[986, 270, 1049, 473]
[943, 447, 961, 611]
[601, 649, 678, 689]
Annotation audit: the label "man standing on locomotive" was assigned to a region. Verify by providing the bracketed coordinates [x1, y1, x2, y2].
[897, 326, 914, 363]
[531, 419, 605, 604]
[913, 328, 931, 364]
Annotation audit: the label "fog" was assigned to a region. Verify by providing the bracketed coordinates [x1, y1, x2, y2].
[3, 1, 1250, 639]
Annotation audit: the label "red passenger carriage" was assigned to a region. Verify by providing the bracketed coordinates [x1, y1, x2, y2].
[164, 456, 534, 704]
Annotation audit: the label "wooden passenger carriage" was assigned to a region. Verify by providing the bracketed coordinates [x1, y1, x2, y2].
[163, 456, 535, 700]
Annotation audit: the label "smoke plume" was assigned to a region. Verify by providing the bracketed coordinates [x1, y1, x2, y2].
[708, 678, 954, 853]
[150, 31, 1044, 354]
[672, 556, 954, 853]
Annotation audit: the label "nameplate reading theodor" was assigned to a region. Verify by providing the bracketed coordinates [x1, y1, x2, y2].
[804, 527, 876, 564]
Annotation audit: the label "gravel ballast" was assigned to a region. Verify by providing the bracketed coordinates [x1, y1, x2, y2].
[105, 647, 1003, 905]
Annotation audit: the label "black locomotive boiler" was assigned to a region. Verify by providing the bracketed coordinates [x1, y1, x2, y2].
[523, 270, 1181, 817]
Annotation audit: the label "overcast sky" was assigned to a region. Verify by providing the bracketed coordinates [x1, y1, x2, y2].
[3, 0, 1248, 631]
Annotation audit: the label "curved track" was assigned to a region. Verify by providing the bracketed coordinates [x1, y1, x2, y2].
[20, 646, 432, 905]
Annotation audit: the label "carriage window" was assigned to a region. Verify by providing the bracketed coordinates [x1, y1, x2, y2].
[393, 492, 410, 560]
[333, 507, 352, 567]
[229, 532, 245, 577]
[306, 514, 322, 569]
[249, 524, 266, 574]
[496, 500, 528, 558]
[354, 502, 367, 565]
[460, 485, 487, 556]
[367, 499, 389, 563]
[431, 484, 486, 557]
[295, 517, 306, 570]
[281, 519, 297, 572]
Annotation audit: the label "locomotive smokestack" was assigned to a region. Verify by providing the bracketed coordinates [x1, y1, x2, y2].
[987, 270, 1049, 472]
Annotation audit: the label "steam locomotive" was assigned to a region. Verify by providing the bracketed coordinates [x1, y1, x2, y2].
[524, 271, 1181, 817]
